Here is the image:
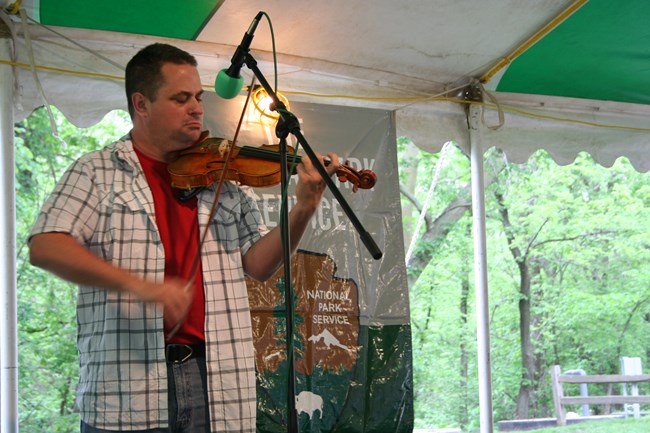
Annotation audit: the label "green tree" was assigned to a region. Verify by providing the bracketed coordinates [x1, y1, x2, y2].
[15, 107, 131, 433]
[402, 142, 650, 429]
[490, 151, 650, 418]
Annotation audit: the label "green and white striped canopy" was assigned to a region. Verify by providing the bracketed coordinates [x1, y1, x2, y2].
[5, 0, 650, 168]
[18, 0, 649, 104]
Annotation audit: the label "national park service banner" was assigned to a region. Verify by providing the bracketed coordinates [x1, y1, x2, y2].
[203, 94, 412, 433]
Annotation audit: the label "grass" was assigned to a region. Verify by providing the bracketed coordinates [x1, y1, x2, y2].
[520, 416, 650, 433]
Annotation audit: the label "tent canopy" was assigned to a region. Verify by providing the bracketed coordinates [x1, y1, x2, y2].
[2, 0, 650, 167]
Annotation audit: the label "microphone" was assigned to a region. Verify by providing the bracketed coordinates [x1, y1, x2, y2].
[215, 12, 264, 99]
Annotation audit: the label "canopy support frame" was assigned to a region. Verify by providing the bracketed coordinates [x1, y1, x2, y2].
[1, 16, 19, 433]
[468, 97, 494, 433]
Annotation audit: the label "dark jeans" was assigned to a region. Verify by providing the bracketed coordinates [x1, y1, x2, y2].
[80, 356, 210, 433]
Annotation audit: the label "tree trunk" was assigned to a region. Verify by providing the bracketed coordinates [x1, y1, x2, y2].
[494, 189, 538, 419]
[515, 262, 535, 419]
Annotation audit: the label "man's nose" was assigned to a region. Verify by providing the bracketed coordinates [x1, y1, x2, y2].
[190, 97, 203, 115]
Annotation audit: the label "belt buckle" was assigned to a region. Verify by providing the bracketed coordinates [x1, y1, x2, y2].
[179, 344, 193, 363]
[167, 344, 193, 364]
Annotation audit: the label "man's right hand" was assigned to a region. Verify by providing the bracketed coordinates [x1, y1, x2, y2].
[148, 277, 194, 334]
[30, 232, 193, 331]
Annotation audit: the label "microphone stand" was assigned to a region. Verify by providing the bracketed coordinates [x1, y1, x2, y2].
[241, 51, 383, 433]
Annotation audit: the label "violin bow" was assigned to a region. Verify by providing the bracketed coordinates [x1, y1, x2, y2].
[166, 77, 257, 341]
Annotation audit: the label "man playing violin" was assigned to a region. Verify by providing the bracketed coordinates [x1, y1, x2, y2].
[28, 43, 339, 433]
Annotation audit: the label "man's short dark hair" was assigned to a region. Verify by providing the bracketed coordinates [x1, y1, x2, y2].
[125, 43, 198, 118]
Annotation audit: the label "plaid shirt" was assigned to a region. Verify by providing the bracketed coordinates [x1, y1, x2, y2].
[30, 136, 267, 432]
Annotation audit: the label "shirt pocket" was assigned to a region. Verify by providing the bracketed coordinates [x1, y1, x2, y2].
[92, 189, 163, 272]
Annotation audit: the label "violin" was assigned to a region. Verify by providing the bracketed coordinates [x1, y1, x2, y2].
[168, 137, 377, 197]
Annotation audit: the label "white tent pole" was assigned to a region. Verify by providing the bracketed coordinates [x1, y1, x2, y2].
[0, 17, 19, 433]
[468, 102, 494, 433]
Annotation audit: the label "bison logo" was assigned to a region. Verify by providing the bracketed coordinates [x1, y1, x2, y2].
[295, 391, 324, 420]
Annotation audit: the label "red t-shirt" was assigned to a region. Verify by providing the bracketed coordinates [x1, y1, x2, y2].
[134, 146, 205, 344]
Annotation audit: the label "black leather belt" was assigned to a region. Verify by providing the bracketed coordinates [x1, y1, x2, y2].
[165, 342, 205, 364]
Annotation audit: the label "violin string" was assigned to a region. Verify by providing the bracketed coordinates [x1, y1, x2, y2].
[193, 75, 258, 272]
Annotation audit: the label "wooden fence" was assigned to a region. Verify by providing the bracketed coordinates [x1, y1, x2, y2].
[550, 364, 650, 426]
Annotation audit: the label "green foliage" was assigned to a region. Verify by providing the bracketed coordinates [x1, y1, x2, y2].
[401, 142, 650, 430]
[15, 106, 131, 433]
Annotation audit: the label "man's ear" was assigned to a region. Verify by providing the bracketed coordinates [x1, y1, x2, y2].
[132, 93, 149, 117]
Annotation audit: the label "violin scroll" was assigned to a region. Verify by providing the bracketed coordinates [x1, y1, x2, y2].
[335, 162, 377, 192]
